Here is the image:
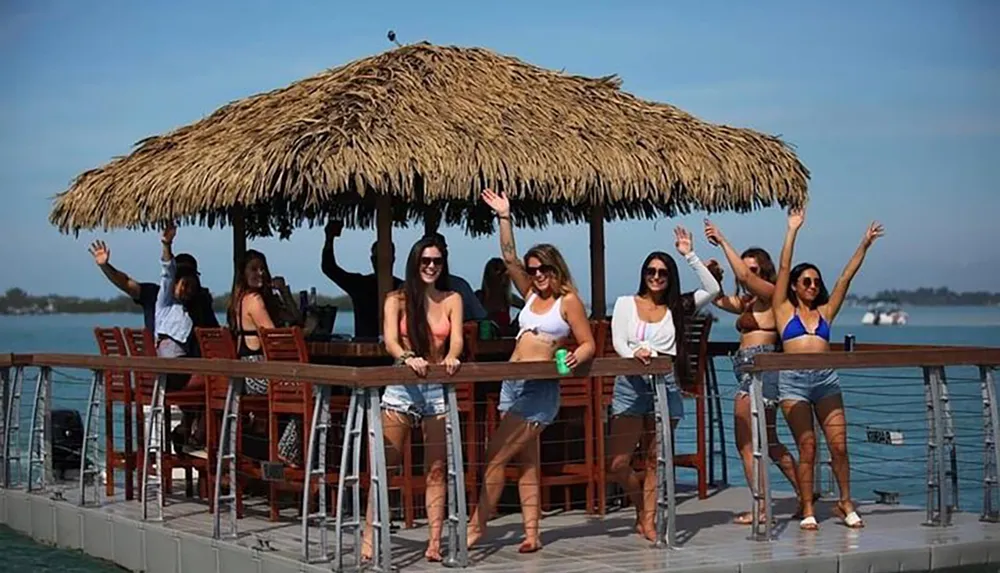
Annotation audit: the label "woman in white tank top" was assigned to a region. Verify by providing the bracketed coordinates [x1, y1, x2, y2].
[467, 189, 596, 553]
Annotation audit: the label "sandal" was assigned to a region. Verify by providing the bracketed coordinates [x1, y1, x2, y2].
[799, 515, 819, 531]
[835, 501, 865, 529]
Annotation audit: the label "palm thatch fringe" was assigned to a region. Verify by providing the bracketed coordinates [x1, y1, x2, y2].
[50, 42, 809, 237]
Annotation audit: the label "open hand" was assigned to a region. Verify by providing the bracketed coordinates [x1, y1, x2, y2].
[481, 188, 510, 217]
[272, 276, 287, 290]
[404, 356, 429, 377]
[325, 220, 343, 238]
[674, 226, 694, 256]
[88, 240, 110, 266]
[441, 356, 461, 375]
[862, 221, 884, 247]
[703, 219, 724, 247]
[787, 207, 805, 230]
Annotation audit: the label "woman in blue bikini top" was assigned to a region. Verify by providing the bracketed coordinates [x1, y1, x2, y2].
[772, 205, 884, 533]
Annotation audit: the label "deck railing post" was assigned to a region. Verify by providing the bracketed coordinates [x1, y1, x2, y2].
[442, 382, 468, 568]
[79, 369, 104, 506]
[939, 369, 959, 517]
[26, 366, 52, 492]
[302, 384, 332, 563]
[924, 365, 953, 526]
[3, 366, 24, 488]
[213, 377, 243, 540]
[334, 387, 364, 572]
[366, 386, 393, 571]
[141, 374, 166, 522]
[652, 373, 676, 548]
[748, 368, 772, 541]
[0, 366, 8, 488]
[980, 366, 1000, 522]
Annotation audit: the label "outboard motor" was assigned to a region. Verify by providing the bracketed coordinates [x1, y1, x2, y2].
[50, 409, 84, 479]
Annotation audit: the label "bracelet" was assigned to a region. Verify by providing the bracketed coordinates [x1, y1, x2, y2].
[498, 214, 510, 220]
[399, 351, 416, 360]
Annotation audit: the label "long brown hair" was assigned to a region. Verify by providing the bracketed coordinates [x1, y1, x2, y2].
[402, 236, 451, 358]
[635, 251, 689, 384]
[736, 247, 777, 297]
[227, 249, 282, 331]
[523, 243, 575, 297]
[480, 257, 512, 307]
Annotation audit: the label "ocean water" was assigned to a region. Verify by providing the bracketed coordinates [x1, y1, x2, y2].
[0, 526, 123, 571]
[0, 306, 998, 568]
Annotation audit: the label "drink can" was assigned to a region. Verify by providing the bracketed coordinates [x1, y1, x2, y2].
[478, 320, 494, 340]
[555, 348, 571, 375]
[845, 334, 856, 352]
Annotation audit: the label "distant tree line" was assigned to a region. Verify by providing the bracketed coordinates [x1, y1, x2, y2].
[846, 287, 1000, 307]
[0, 287, 352, 315]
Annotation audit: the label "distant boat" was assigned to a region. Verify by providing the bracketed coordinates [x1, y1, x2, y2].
[862, 300, 909, 326]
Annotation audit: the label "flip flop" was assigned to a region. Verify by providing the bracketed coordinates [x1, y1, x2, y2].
[518, 540, 543, 554]
[799, 515, 819, 531]
[835, 503, 865, 529]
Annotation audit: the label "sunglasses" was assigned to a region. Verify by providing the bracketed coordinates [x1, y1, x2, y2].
[800, 276, 822, 289]
[644, 267, 669, 279]
[526, 264, 555, 276]
[420, 256, 444, 268]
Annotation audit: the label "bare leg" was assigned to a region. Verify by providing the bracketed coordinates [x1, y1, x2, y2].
[513, 436, 542, 552]
[467, 414, 542, 547]
[361, 411, 410, 560]
[732, 393, 759, 524]
[639, 417, 671, 540]
[421, 417, 448, 561]
[815, 393, 863, 527]
[781, 400, 818, 529]
[605, 416, 647, 538]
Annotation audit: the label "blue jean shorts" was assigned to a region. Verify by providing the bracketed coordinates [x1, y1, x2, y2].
[611, 373, 684, 420]
[732, 344, 780, 403]
[382, 383, 447, 419]
[778, 368, 841, 404]
[498, 379, 560, 426]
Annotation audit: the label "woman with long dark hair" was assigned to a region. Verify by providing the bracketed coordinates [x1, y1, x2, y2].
[228, 249, 300, 464]
[361, 235, 464, 562]
[467, 189, 596, 553]
[476, 257, 525, 336]
[703, 219, 800, 524]
[606, 226, 720, 541]
[773, 207, 883, 530]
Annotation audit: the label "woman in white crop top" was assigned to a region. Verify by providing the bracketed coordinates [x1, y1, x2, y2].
[607, 226, 720, 542]
[467, 189, 596, 553]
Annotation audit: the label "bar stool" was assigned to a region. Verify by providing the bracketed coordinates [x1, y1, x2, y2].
[93, 327, 135, 500]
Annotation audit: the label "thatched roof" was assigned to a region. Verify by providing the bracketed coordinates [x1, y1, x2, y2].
[49, 42, 809, 237]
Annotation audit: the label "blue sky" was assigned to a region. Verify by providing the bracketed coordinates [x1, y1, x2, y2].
[1, 0, 997, 301]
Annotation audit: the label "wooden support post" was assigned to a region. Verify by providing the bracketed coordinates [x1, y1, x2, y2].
[232, 206, 247, 277]
[589, 205, 607, 319]
[423, 208, 441, 238]
[375, 196, 393, 332]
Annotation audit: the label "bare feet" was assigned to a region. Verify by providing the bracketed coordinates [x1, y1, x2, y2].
[466, 524, 483, 548]
[518, 538, 543, 553]
[360, 527, 373, 562]
[424, 543, 443, 562]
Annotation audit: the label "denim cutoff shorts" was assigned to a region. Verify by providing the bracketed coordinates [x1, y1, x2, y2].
[611, 373, 684, 420]
[732, 344, 780, 403]
[778, 368, 841, 404]
[498, 379, 560, 426]
[382, 383, 448, 419]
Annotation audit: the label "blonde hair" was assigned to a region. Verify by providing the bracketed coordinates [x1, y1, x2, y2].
[523, 243, 575, 296]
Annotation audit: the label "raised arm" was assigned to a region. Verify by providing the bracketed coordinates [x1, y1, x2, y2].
[156, 225, 178, 309]
[673, 226, 721, 310]
[773, 208, 804, 311]
[320, 220, 364, 294]
[481, 189, 532, 297]
[704, 218, 775, 300]
[823, 221, 884, 321]
[88, 240, 142, 300]
[561, 292, 596, 368]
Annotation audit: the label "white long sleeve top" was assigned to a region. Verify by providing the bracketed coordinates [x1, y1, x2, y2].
[611, 251, 720, 358]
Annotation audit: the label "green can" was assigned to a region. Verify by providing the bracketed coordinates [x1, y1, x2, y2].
[554, 348, 571, 375]
[478, 320, 495, 340]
